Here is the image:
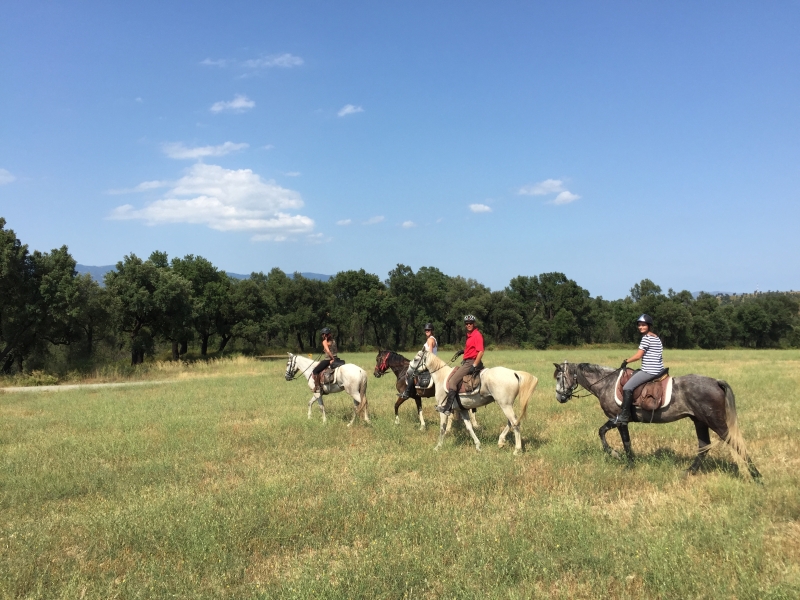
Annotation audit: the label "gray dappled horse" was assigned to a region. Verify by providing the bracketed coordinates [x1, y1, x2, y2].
[553, 361, 760, 478]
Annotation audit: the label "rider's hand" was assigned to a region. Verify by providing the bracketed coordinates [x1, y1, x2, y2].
[620, 360, 628, 370]
[467, 365, 476, 375]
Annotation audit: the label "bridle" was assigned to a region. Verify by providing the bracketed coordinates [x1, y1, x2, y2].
[374, 351, 393, 377]
[407, 348, 460, 379]
[285, 353, 322, 382]
[556, 360, 622, 400]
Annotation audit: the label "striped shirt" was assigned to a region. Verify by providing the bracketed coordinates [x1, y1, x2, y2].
[639, 334, 664, 375]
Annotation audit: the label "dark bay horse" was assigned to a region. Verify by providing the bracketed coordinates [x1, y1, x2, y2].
[374, 350, 478, 431]
[553, 361, 760, 478]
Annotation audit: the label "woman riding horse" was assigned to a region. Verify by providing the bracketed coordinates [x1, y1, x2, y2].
[397, 322, 438, 401]
[613, 313, 665, 426]
[312, 327, 339, 394]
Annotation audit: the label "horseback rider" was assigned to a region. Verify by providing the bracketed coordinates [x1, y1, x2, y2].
[397, 323, 438, 400]
[437, 315, 484, 415]
[613, 314, 665, 425]
[312, 327, 339, 394]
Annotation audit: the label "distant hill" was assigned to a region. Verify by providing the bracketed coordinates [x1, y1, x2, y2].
[76, 264, 330, 285]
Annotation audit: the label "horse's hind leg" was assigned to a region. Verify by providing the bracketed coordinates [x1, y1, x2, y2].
[498, 404, 522, 455]
[686, 419, 712, 475]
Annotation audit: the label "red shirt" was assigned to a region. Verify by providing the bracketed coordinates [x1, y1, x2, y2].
[464, 328, 484, 360]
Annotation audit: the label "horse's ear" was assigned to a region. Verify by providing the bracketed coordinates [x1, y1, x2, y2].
[553, 363, 561, 370]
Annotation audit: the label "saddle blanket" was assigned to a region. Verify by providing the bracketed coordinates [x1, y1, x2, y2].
[321, 360, 345, 386]
[614, 368, 673, 411]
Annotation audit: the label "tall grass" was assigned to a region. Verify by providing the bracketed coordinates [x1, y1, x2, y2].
[1, 350, 798, 598]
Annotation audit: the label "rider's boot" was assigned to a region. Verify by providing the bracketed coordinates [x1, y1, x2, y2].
[313, 373, 322, 394]
[436, 389, 459, 415]
[613, 389, 634, 426]
[397, 373, 413, 399]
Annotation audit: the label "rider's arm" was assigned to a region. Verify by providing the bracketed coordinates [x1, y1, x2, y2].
[626, 349, 644, 364]
[473, 350, 484, 366]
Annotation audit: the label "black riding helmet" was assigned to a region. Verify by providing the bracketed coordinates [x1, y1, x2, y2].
[636, 314, 654, 326]
[423, 322, 434, 331]
[320, 327, 332, 335]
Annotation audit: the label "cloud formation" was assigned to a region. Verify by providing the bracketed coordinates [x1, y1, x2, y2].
[0, 168, 16, 185]
[109, 163, 313, 241]
[106, 180, 170, 195]
[162, 141, 248, 159]
[201, 54, 304, 70]
[338, 104, 364, 117]
[551, 191, 581, 205]
[469, 203, 492, 213]
[210, 95, 255, 113]
[518, 178, 581, 205]
[402, 221, 416, 228]
[336, 219, 352, 226]
[364, 215, 385, 224]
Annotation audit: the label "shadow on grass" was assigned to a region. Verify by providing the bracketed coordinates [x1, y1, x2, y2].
[607, 446, 743, 477]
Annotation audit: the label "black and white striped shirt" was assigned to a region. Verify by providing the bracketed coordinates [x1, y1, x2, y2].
[639, 334, 664, 375]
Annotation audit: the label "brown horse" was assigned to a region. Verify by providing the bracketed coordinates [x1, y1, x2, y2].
[553, 361, 760, 478]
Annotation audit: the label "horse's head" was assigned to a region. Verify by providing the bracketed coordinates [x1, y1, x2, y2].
[374, 350, 390, 378]
[554, 360, 578, 403]
[285, 354, 298, 381]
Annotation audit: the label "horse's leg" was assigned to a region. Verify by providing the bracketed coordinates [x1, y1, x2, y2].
[460, 409, 482, 452]
[618, 424, 634, 462]
[469, 407, 479, 430]
[686, 419, 712, 475]
[435, 412, 448, 450]
[309, 394, 326, 423]
[414, 396, 424, 430]
[599, 420, 619, 458]
[497, 403, 522, 454]
[393, 395, 405, 425]
[498, 422, 511, 449]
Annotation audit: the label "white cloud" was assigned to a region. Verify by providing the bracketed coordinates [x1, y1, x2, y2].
[338, 104, 364, 117]
[518, 179, 565, 196]
[336, 219, 352, 226]
[107, 180, 170, 195]
[551, 191, 581, 205]
[162, 141, 248, 159]
[284, 171, 301, 177]
[109, 163, 314, 241]
[262, 144, 275, 150]
[0, 168, 16, 185]
[364, 215, 384, 224]
[210, 95, 255, 113]
[135, 97, 143, 103]
[243, 53, 304, 69]
[200, 58, 229, 67]
[469, 203, 492, 213]
[402, 221, 416, 228]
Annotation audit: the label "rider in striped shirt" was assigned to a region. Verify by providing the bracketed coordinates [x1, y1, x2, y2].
[613, 314, 666, 426]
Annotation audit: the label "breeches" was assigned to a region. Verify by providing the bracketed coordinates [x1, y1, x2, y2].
[313, 360, 332, 375]
[448, 360, 477, 392]
[622, 369, 659, 392]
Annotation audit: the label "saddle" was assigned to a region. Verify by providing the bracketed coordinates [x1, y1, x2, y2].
[446, 365, 484, 395]
[414, 371, 433, 390]
[615, 368, 673, 411]
[321, 359, 345, 386]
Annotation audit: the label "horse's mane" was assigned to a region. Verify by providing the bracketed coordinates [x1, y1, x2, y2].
[425, 352, 448, 371]
[577, 362, 615, 376]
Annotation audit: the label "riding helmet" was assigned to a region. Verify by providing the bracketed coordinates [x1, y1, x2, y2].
[423, 323, 434, 331]
[464, 314, 476, 323]
[320, 327, 332, 335]
[636, 314, 654, 326]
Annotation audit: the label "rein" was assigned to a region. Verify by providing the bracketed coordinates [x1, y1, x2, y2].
[286, 353, 324, 381]
[563, 364, 622, 399]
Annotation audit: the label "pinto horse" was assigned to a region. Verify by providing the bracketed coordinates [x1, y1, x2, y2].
[374, 349, 478, 431]
[553, 361, 760, 478]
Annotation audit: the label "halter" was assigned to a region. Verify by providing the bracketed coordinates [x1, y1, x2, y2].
[375, 350, 393, 376]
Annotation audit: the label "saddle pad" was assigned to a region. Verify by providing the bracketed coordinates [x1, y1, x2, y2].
[322, 367, 338, 386]
[614, 369, 673, 409]
[414, 371, 433, 390]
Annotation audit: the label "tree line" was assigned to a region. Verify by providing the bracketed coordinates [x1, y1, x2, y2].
[2, 217, 798, 374]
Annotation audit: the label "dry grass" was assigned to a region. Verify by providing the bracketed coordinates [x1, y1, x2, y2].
[0, 349, 798, 598]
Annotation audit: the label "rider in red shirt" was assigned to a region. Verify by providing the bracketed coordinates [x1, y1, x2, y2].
[437, 315, 484, 415]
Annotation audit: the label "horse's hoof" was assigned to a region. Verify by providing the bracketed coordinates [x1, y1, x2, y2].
[419, 425, 425, 431]
[513, 449, 521, 456]
[498, 441, 506, 449]
[394, 417, 400, 425]
[610, 449, 620, 459]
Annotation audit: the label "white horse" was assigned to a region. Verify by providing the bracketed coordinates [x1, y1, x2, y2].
[284, 353, 370, 426]
[415, 349, 538, 455]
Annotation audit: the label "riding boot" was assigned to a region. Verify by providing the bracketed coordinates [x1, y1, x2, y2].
[313, 373, 322, 394]
[613, 390, 634, 426]
[398, 373, 413, 399]
[436, 389, 459, 415]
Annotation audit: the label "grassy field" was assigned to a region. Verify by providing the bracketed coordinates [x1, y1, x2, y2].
[1, 349, 799, 599]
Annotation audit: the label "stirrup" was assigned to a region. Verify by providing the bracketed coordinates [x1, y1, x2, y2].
[612, 410, 630, 426]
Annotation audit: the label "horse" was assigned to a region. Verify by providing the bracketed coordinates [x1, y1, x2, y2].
[412, 349, 539, 455]
[284, 353, 369, 426]
[553, 361, 760, 478]
[373, 349, 479, 431]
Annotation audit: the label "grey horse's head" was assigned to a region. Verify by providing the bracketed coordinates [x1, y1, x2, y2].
[284, 355, 298, 381]
[553, 361, 578, 403]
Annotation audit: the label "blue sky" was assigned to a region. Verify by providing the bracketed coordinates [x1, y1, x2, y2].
[1, 1, 798, 298]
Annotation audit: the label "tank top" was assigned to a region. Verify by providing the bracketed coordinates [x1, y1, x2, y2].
[424, 336, 438, 355]
[326, 339, 338, 358]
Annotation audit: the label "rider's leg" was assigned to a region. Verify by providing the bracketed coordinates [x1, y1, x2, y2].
[397, 372, 413, 399]
[437, 361, 472, 415]
[613, 370, 657, 426]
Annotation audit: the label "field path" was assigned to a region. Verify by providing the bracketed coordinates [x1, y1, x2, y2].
[0, 380, 175, 394]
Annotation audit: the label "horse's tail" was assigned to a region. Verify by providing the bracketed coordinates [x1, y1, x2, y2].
[512, 371, 539, 427]
[719, 380, 759, 479]
[356, 372, 368, 417]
